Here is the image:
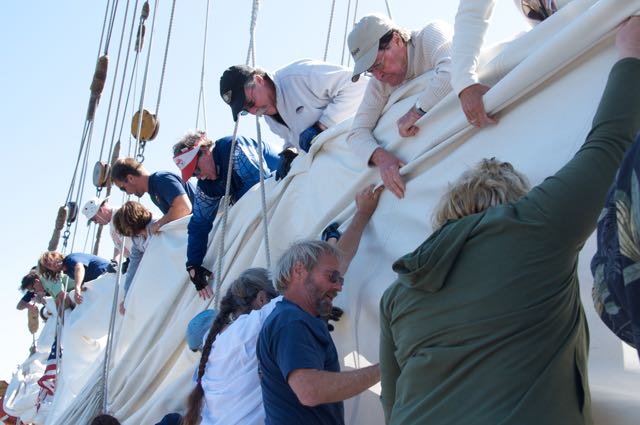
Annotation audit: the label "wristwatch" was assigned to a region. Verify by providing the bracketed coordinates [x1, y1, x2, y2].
[414, 101, 427, 116]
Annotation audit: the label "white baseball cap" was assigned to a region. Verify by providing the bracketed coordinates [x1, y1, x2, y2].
[82, 196, 109, 225]
[348, 13, 396, 82]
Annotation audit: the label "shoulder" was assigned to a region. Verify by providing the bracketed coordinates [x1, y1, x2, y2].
[275, 59, 348, 81]
[152, 171, 182, 184]
[416, 20, 454, 40]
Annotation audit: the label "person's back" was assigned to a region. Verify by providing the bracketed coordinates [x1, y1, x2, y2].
[379, 21, 640, 424]
[201, 296, 281, 424]
[63, 252, 111, 282]
[257, 298, 344, 425]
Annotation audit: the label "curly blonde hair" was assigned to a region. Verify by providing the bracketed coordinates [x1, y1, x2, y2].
[432, 158, 530, 229]
[38, 251, 65, 280]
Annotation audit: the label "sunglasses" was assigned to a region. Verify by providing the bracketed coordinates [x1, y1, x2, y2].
[241, 85, 256, 115]
[327, 270, 344, 286]
[192, 150, 204, 177]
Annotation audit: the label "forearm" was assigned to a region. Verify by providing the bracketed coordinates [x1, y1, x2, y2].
[289, 365, 380, 406]
[159, 195, 192, 227]
[347, 82, 389, 166]
[337, 211, 373, 273]
[451, 0, 495, 94]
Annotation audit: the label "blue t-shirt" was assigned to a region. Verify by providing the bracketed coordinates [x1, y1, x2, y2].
[148, 171, 190, 214]
[257, 298, 344, 425]
[63, 253, 111, 283]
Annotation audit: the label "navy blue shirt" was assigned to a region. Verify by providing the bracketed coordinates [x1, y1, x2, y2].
[257, 298, 344, 425]
[148, 171, 194, 214]
[186, 136, 280, 267]
[63, 253, 111, 283]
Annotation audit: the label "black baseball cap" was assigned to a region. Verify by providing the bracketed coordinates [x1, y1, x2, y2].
[220, 65, 254, 121]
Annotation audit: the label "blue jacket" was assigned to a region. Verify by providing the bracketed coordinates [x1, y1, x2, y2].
[186, 136, 280, 267]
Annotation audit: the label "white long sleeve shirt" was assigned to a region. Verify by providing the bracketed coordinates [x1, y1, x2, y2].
[265, 59, 367, 150]
[450, 0, 497, 96]
[347, 21, 453, 166]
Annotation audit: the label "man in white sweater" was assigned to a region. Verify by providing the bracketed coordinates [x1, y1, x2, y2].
[347, 13, 453, 199]
[220, 60, 367, 179]
[452, 0, 572, 128]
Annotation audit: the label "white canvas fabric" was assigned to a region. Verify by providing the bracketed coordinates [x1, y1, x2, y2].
[11, 1, 640, 424]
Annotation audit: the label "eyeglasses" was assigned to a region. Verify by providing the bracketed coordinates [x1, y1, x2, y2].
[365, 48, 387, 77]
[116, 182, 127, 192]
[192, 150, 204, 177]
[327, 270, 344, 286]
[241, 85, 256, 115]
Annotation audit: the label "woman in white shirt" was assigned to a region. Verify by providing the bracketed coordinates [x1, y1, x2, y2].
[183, 268, 280, 425]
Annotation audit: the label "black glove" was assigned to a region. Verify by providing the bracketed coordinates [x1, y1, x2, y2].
[275, 148, 298, 181]
[187, 265, 212, 291]
[325, 306, 344, 332]
[121, 257, 130, 274]
[298, 123, 322, 153]
[107, 259, 119, 274]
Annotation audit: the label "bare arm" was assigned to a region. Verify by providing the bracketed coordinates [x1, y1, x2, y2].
[73, 263, 86, 304]
[288, 364, 380, 407]
[151, 194, 192, 234]
[337, 184, 383, 273]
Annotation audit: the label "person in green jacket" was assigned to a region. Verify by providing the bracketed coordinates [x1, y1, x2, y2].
[379, 17, 640, 425]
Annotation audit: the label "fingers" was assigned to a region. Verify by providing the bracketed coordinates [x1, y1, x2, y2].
[460, 83, 498, 128]
[382, 167, 405, 199]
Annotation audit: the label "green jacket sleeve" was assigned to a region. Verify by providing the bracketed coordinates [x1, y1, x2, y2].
[524, 58, 640, 249]
[380, 295, 401, 424]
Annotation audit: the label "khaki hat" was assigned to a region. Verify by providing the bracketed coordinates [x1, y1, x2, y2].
[348, 13, 396, 82]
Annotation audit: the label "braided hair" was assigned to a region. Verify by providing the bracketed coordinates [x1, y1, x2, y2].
[182, 267, 276, 425]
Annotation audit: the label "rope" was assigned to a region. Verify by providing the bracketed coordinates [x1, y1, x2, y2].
[214, 121, 241, 305]
[153, 0, 177, 118]
[96, 0, 113, 59]
[133, 0, 159, 162]
[347, 0, 361, 68]
[96, 0, 134, 174]
[340, 0, 352, 66]
[195, 0, 211, 131]
[255, 116, 272, 269]
[323, 0, 337, 62]
[103, 0, 121, 55]
[245, 0, 260, 66]
[384, 0, 393, 20]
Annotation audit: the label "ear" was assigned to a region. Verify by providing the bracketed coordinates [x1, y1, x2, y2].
[292, 261, 307, 282]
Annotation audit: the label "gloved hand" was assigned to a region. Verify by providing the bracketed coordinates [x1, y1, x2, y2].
[107, 259, 119, 274]
[121, 257, 130, 274]
[275, 148, 299, 181]
[325, 306, 344, 332]
[298, 124, 322, 153]
[187, 265, 212, 291]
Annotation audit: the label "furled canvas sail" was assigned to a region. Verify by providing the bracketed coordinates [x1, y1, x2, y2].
[5, 0, 640, 423]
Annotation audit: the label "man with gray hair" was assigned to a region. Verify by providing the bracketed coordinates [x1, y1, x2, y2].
[82, 196, 132, 262]
[347, 13, 453, 199]
[172, 131, 281, 299]
[257, 236, 381, 424]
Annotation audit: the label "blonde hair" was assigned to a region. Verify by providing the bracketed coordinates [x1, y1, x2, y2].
[38, 251, 65, 280]
[433, 158, 530, 229]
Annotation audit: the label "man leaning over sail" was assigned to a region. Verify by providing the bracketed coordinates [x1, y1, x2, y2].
[172, 131, 280, 299]
[347, 13, 453, 199]
[219, 59, 367, 179]
[110, 158, 194, 234]
[82, 196, 133, 264]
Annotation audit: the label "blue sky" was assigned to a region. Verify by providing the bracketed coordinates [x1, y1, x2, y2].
[0, 1, 527, 381]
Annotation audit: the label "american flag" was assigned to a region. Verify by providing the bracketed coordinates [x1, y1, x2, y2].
[36, 336, 60, 409]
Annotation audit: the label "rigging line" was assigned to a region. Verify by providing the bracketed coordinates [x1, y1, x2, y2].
[65, 122, 92, 204]
[153, 0, 177, 118]
[195, 0, 211, 130]
[98, 0, 134, 165]
[69, 125, 97, 253]
[340, 0, 353, 66]
[214, 120, 240, 306]
[96, 0, 113, 59]
[134, 0, 159, 157]
[384, 0, 393, 20]
[103, 0, 121, 55]
[347, 0, 360, 68]
[255, 116, 271, 269]
[324, 0, 337, 62]
[245, 0, 260, 66]
[107, 0, 142, 167]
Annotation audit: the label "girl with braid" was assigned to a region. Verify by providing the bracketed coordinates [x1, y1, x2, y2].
[183, 267, 280, 425]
